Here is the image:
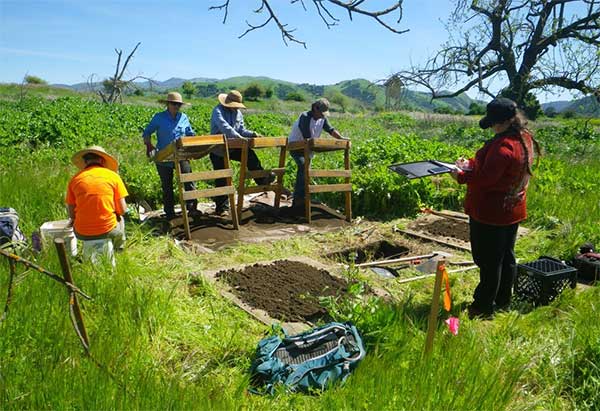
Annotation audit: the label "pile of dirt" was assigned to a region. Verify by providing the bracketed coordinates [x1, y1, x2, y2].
[217, 260, 348, 323]
[412, 218, 470, 243]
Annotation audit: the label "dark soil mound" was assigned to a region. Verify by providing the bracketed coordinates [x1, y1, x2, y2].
[419, 219, 470, 243]
[217, 260, 348, 323]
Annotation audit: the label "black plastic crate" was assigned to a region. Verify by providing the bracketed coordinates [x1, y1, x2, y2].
[514, 257, 577, 305]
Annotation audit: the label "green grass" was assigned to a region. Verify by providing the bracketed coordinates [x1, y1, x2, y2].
[0, 87, 599, 410]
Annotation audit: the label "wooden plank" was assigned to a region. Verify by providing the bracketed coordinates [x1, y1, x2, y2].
[245, 168, 285, 179]
[275, 145, 287, 209]
[287, 140, 307, 151]
[309, 170, 352, 178]
[304, 146, 311, 223]
[177, 145, 217, 160]
[227, 138, 247, 149]
[311, 138, 349, 152]
[182, 186, 235, 201]
[179, 169, 233, 182]
[236, 145, 249, 219]
[308, 183, 353, 193]
[177, 135, 225, 147]
[223, 141, 239, 230]
[174, 160, 192, 240]
[249, 137, 287, 148]
[344, 146, 352, 222]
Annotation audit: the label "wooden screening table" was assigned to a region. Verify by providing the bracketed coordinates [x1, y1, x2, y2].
[228, 137, 288, 219]
[287, 138, 352, 223]
[155, 135, 239, 239]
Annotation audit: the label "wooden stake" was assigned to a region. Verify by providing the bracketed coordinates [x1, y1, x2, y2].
[54, 238, 90, 350]
[344, 144, 352, 222]
[0, 258, 16, 323]
[304, 143, 311, 223]
[274, 143, 287, 209]
[424, 260, 445, 355]
[356, 253, 437, 268]
[236, 139, 248, 220]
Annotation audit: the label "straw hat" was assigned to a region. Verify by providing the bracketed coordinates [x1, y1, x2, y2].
[71, 146, 118, 172]
[218, 90, 246, 109]
[158, 91, 189, 105]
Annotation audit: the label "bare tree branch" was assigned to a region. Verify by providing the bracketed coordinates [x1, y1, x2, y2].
[89, 43, 151, 104]
[210, 0, 408, 46]
[209, 0, 231, 23]
[396, 0, 600, 117]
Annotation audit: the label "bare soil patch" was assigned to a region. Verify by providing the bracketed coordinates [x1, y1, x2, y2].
[216, 260, 349, 323]
[143, 194, 349, 250]
[413, 218, 471, 243]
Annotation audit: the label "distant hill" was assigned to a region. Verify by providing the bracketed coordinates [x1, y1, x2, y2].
[54, 75, 482, 113]
[542, 95, 600, 116]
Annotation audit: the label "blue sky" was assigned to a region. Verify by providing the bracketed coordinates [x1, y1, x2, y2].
[0, 0, 577, 102]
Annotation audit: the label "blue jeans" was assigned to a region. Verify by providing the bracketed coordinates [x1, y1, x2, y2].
[291, 151, 308, 204]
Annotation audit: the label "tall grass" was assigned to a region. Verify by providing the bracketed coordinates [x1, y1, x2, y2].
[0, 93, 599, 409]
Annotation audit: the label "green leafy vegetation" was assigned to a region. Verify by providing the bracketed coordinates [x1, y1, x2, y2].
[0, 85, 599, 409]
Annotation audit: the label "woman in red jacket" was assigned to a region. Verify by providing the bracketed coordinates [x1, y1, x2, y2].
[451, 97, 541, 319]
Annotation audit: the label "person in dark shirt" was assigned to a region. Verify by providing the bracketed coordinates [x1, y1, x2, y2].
[287, 98, 348, 212]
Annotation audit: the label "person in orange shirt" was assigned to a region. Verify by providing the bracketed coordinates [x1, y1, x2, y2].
[66, 146, 128, 250]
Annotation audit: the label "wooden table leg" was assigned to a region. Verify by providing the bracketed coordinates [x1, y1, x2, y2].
[274, 145, 286, 209]
[344, 146, 352, 222]
[303, 145, 311, 223]
[236, 141, 248, 221]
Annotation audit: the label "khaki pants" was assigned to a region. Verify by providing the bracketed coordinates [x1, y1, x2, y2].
[75, 218, 125, 251]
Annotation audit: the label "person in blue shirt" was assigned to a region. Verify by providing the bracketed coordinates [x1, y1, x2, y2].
[209, 90, 272, 215]
[142, 92, 197, 220]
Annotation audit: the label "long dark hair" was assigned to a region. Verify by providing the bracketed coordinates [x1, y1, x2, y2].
[508, 110, 542, 176]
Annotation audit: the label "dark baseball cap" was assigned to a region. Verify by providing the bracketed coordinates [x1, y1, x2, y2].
[479, 97, 517, 129]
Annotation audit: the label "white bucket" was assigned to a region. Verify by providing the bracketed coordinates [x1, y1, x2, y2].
[40, 220, 78, 256]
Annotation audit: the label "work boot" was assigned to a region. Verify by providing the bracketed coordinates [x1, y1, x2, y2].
[467, 304, 493, 320]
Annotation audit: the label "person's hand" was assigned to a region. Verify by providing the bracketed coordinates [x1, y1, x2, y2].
[145, 141, 156, 158]
[450, 169, 459, 181]
[66, 218, 74, 228]
[455, 157, 471, 171]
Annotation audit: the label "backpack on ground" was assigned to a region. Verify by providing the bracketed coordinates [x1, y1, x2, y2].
[571, 243, 600, 282]
[249, 322, 365, 394]
[0, 208, 26, 247]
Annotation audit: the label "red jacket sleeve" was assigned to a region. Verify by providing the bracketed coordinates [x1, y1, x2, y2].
[457, 142, 514, 188]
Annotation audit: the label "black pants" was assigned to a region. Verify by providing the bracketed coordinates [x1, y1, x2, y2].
[209, 149, 266, 210]
[469, 218, 519, 314]
[156, 161, 197, 218]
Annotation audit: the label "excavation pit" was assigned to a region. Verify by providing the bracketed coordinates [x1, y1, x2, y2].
[326, 240, 412, 264]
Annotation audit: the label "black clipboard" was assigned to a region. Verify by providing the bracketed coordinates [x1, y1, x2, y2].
[388, 160, 458, 179]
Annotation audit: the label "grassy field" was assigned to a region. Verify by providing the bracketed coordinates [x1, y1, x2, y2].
[0, 85, 599, 410]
